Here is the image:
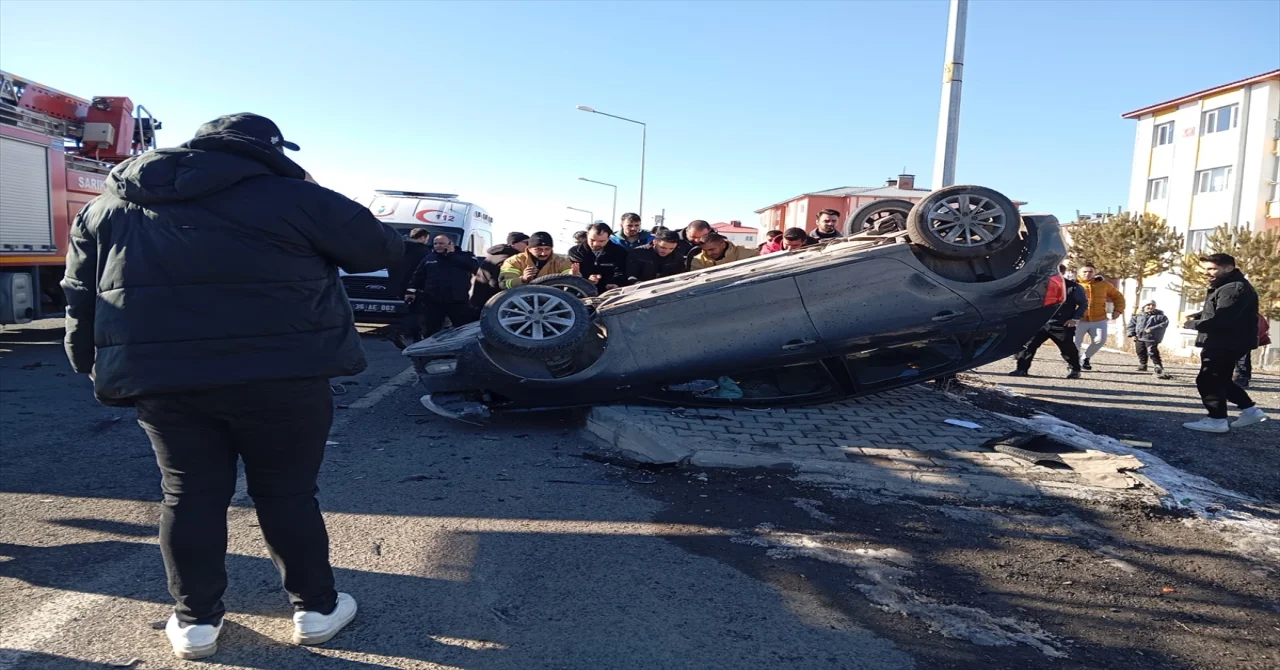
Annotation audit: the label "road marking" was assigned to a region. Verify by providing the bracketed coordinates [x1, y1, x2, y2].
[0, 580, 115, 669]
[232, 367, 416, 503]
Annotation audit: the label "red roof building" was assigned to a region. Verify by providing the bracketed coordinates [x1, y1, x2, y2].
[712, 221, 759, 246]
[755, 173, 931, 234]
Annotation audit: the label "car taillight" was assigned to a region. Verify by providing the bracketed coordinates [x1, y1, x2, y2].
[1043, 274, 1066, 306]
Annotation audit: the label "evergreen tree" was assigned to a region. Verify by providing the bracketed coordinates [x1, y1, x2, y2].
[1067, 212, 1184, 311]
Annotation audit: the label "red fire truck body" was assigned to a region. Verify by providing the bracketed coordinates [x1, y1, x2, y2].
[0, 71, 159, 323]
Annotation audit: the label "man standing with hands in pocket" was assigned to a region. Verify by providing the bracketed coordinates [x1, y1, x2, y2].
[61, 113, 403, 659]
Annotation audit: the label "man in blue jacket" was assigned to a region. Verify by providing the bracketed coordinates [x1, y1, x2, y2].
[61, 113, 403, 658]
[611, 212, 653, 249]
[1009, 266, 1086, 378]
[1126, 300, 1171, 379]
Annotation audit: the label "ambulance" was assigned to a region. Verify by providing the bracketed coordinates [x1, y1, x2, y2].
[340, 190, 494, 322]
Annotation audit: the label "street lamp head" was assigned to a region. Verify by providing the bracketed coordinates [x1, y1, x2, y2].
[575, 105, 596, 113]
[578, 177, 588, 181]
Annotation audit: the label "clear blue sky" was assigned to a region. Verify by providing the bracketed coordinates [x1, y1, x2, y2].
[2, 0, 1277, 244]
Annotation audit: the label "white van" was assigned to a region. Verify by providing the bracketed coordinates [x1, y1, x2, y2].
[341, 190, 494, 322]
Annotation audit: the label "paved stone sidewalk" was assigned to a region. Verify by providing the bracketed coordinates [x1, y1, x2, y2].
[584, 386, 1165, 505]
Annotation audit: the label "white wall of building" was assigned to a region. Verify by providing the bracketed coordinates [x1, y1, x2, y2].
[1120, 76, 1280, 361]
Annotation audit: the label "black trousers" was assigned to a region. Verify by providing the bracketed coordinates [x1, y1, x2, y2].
[399, 300, 425, 341]
[134, 378, 338, 625]
[1235, 352, 1253, 382]
[1196, 348, 1255, 419]
[422, 301, 477, 338]
[1135, 341, 1164, 368]
[1014, 325, 1081, 372]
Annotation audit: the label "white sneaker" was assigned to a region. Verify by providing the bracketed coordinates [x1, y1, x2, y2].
[164, 613, 222, 660]
[1182, 417, 1230, 433]
[292, 592, 357, 646]
[1232, 406, 1269, 429]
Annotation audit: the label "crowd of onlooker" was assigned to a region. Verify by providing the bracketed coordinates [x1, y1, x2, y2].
[391, 209, 857, 347]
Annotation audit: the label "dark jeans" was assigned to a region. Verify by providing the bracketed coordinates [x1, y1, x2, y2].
[1014, 325, 1081, 372]
[134, 378, 338, 625]
[398, 300, 424, 341]
[422, 301, 477, 338]
[1235, 352, 1253, 383]
[1196, 348, 1256, 419]
[1135, 341, 1164, 368]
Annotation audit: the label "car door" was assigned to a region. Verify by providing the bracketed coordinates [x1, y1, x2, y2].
[795, 255, 983, 354]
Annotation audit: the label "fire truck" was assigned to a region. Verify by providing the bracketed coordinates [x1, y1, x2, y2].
[0, 71, 160, 324]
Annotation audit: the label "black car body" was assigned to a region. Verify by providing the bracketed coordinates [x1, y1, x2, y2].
[405, 187, 1068, 420]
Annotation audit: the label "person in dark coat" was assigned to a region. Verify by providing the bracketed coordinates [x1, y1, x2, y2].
[405, 235, 480, 339]
[1126, 300, 1171, 378]
[388, 228, 431, 349]
[1010, 266, 1086, 378]
[677, 220, 712, 267]
[809, 208, 842, 242]
[568, 222, 629, 292]
[60, 113, 402, 658]
[470, 232, 528, 310]
[1182, 253, 1268, 433]
[625, 229, 689, 283]
[1235, 314, 1271, 389]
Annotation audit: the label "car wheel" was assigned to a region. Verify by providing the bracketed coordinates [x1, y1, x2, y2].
[846, 198, 912, 235]
[906, 185, 1020, 259]
[480, 286, 591, 358]
[529, 274, 599, 299]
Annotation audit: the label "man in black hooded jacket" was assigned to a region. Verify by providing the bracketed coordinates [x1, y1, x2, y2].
[61, 113, 402, 658]
[470, 232, 528, 309]
[1009, 266, 1086, 378]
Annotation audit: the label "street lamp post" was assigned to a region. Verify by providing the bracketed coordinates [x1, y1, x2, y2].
[566, 206, 593, 227]
[932, 0, 968, 188]
[576, 105, 645, 218]
[578, 177, 617, 225]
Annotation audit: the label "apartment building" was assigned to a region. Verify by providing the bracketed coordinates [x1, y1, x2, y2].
[1122, 69, 1280, 355]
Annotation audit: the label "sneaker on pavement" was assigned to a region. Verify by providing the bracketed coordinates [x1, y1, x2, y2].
[1182, 417, 1230, 434]
[1008, 369, 1029, 377]
[1232, 406, 1268, 429]
[1065, 369, 1081, 379]
[1081, 358, 1092, 371]
[293, 593, 357, 646]
[165, 613, 222, 660]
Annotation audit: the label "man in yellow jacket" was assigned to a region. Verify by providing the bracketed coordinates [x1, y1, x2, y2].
[1073, 264, 1126, 370]
[690, 232, 758, 270]
[498, 231, 576, 288]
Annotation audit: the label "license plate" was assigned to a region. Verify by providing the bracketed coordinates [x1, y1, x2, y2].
[352, 302, 399, 313]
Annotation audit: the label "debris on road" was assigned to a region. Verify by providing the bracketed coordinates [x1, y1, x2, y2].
[944, 419, 984, 429]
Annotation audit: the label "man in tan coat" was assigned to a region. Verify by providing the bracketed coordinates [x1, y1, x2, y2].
[499, 231, 575, 288]
[690, 232, 758, 270]
[1074, 264, 1126, 370]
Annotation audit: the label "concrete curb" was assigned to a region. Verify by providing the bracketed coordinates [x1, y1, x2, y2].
[583, 406, 695, 464]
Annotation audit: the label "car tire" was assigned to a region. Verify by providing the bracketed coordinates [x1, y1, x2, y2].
[529, 274, 599, 299]
[480, 286, 591, 358]
[846, 198, 912, 235]
[906, 185, 1020, 259]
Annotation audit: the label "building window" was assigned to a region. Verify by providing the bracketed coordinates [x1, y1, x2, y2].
[1153, 121, 1175, 147]
[1146, 177, 1168, 201]
[1186, 228, 1211, 253]
[1195, 166, 1232, 194]
[744, 235, 754, 242]
[1201, 104, 1238, 136]
[1139, 287, 1158, 306]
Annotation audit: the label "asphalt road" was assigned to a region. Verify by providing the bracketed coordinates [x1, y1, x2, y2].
[2, 321, 1277, 669]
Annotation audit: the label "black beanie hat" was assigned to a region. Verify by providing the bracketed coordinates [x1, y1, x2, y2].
[507, 232, 530, 245]
[528, 232, 554, 248]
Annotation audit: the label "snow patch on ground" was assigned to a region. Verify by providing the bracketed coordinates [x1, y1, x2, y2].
[732, 525, 1066, 658]
[1001, 412, 1280, 565]
[790, 498, 836, 524]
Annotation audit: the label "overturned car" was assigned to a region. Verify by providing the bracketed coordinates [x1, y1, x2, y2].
[405, 185, 1068, 422]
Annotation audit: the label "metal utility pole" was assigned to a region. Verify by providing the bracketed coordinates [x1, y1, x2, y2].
[578, 177, 617, 225]
[932, 0, 968, 188]
[576, 105, 646, 218]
